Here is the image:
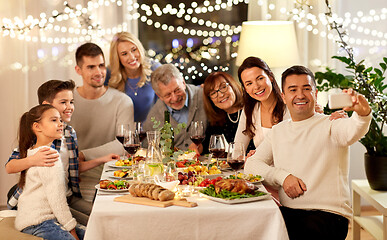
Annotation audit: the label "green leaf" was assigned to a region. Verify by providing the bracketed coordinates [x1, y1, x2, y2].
[375, 68, 383, 77]
[383, 57, 387, 65]
[332, 56, 352, 65]
[380, 63, 387, 71]
[364, 67, 373, 73]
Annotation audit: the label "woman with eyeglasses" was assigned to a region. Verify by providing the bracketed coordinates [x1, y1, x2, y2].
[202, 72, 255, 153]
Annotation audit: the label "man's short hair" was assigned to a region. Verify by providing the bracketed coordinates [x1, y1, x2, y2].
[281, 65, 316, 91]
[150, 64, 184, 94]
[75, 42, 105, 67]
[38, 80, 75, 104]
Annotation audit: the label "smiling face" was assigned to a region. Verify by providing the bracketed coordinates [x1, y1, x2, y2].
[117, 41, 141, 73]
[34, 108, 64, 140]
[209, 77, 236, 112]
[44, 90, 74, 123]
[156, 77, 187, 110]
[240, 67, 273, 102]
[75, 55, 106, 88]
[281, 74, 317, 121]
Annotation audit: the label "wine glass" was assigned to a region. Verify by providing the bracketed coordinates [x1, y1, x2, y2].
[123, 130, 140, 157]
[209, 134, 226, 167]
[135, 122, 146, 147]
[116, 124, 130, 159]
[190, 121, 204, 147]
[227, 142, 246, 177]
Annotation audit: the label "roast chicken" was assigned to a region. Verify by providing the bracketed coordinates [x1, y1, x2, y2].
[214, 179, 255, 194]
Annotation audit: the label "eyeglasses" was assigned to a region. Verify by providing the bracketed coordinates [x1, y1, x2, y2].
[209, 82, 229, 99]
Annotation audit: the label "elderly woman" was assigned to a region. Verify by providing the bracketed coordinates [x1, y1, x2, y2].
[201, 72, 255, 153]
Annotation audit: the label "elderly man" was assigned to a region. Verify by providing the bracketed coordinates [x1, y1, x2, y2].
[245, 65, 371, 239]
[143, 64, 207, 151]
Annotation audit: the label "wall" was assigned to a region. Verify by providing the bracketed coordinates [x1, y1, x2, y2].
[0, 0, 134, 208]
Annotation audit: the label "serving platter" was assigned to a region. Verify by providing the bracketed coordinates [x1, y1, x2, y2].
[200, 192, 271, 204]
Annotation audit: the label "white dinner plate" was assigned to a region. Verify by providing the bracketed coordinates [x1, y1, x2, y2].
[251, 177, 264, 185]
[95, 184, 130, 192]
[105, 161, 133, 169]
[107, 172, 134, 180]
[200, 192, 271, 204]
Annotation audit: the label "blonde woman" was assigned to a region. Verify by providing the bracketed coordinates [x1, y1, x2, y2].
[106, 32, 162, 122]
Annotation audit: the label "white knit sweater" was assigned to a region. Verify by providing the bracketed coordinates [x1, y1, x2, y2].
[15, 146, 76, 231]
[245, 112, 371, 219]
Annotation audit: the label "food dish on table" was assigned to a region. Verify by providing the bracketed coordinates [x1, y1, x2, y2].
[108, 169, 134, 180]
[199, 179, 270, 204]
[227, 173, 263, 184]
[96, 179, 130, 192]
[129, 183, 175, 201]
[106, 159, 133, 168]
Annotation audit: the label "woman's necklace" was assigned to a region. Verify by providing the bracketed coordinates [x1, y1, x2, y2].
[127, 81, 139, 96]
[227, 109, 241, 124]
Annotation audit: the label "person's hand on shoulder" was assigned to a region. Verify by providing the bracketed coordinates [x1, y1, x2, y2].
[329, 110, 348, 120]
[342, 88, 371, 116]
[246, 150, 256, 159]
[31, 147, 59, 167]
[282, 174, 307, 199]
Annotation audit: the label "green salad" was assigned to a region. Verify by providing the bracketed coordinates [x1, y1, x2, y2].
[200, 185, 267, 200]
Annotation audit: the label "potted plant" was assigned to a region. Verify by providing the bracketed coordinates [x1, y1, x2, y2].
[315, 1, 387, 190]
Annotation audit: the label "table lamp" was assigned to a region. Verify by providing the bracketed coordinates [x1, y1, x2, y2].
[236, 21, 300, 68]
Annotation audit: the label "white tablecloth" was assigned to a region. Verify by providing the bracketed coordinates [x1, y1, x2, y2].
[84, 164, 289, 240]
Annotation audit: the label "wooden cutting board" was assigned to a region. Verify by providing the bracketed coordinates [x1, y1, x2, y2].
[114, 195, 198, 208]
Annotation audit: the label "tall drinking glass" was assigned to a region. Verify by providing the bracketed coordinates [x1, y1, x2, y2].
[209, 134, 226, 166]
[227, 142, 246, 177]
[123, 130, 140, 156]
[116, 124, 130, 159]
[190, 121, 204, 147]
[135, 122, 146, 147]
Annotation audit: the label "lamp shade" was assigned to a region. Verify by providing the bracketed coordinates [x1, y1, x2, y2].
[236, 21, 299, 68]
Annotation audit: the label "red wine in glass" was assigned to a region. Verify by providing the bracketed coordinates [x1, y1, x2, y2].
[190, 135, 204, 145]
[228, 159, 245, 171]
[210, 148, 225, 158]
[116, 135, 125, 144]
[138, 131, 147, 142]
[124, 144, 140, 155]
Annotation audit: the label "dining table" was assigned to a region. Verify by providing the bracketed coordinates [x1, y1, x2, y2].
[84, 161, 289, 240]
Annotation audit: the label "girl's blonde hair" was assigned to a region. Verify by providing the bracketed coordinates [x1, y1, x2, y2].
[108, 32, 152, 91]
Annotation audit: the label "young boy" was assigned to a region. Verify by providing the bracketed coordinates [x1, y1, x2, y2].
[6, 80, 119, 226]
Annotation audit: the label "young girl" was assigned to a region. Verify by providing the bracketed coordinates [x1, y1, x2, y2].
[14, 104, 84, 240]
